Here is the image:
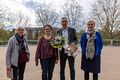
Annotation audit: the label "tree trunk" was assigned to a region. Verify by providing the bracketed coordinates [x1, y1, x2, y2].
[110, 34, 113, 45]
[110, 38, 113, 45]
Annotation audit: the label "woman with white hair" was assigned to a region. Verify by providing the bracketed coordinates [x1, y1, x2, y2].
[6, 26, 30, 80]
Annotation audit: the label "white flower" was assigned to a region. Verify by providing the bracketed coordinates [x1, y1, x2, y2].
[55, 36, 61, 40]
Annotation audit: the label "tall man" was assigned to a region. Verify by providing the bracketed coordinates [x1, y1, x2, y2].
[57, 17, 78, 80]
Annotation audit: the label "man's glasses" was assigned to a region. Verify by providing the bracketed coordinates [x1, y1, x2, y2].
[62, 21, 67, 22]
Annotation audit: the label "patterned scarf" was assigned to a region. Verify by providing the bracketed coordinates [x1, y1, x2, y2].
[86, 30, 96, 60]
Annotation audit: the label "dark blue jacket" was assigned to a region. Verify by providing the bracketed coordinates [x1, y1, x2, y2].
[57, 27, 78, 54]
[80, 31, 103, 56]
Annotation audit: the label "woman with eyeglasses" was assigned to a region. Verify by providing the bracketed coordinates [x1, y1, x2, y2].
[6, 26, 30, 80]
[80, 20, 103, 80]
[35, 24, 58, 80]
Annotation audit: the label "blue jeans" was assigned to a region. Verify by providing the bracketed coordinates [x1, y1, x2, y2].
[40, 58, 56, 80]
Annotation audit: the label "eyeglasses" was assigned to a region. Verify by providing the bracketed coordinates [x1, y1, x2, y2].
[62, 21, 67, 22]
[44, 28, 51, 30]
[88, 24, 94, 26]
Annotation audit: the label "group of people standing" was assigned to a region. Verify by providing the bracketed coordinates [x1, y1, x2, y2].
[6, 17, 103, 80]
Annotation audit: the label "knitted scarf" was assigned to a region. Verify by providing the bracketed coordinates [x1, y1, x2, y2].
[15, 34, 26, 51]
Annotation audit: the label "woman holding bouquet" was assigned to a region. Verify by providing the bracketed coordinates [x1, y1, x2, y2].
[35, 24, 58, 80]
[80, 20, 103, 80]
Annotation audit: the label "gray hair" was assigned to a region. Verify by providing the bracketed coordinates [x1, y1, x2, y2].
[61, 17, 68, 21]
[15, 26, 26, 35]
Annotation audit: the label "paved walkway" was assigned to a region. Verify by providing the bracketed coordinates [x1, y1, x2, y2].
[0, 46, 120, 80]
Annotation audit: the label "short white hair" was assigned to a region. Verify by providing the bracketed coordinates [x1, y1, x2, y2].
[15, 26, 26, 35]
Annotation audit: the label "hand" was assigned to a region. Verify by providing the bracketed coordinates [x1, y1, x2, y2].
[71, 42, 75, 45]
[6, 67, 11, 74]
[27, 54, 30, 62]
[35, 60, 39, 66]
[27, 57, 30, 62]
[55, 59, 59, 64]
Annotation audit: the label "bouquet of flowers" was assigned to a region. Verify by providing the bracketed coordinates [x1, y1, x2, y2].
[50, 36, 66, 48]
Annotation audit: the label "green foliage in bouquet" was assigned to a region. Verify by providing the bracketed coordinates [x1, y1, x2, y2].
[50, 36, 66, 48]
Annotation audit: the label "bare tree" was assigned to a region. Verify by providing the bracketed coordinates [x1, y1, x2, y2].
[91, 0, 120, 44]
[35, 3, 58, 27]
[63, 0, 84, 31]
[8, 12, 31, 28]
[0, 0, 8, 29]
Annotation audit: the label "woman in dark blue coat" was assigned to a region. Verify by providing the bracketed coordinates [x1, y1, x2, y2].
[80, 20, 103, 80]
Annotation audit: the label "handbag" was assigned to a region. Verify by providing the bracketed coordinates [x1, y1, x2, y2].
[64, 43, 79, 57]
[18, 50, 29, 63]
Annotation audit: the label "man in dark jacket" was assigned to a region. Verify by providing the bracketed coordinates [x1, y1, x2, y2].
[57, 17, 78, 80]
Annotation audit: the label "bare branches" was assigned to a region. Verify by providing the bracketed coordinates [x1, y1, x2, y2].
[63, 0, 84, 31]
[0, 0, 8, 29]
[91, 0, 120, 39]
[35, 3, 58, 27]
[8, 12, 31, 28]
[0, 5, 6, 22]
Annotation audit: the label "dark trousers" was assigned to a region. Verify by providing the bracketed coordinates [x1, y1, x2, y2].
[11, 63, 26, 80]
[60, 53, 75, 80]
[40, 58, 56, 80]
[84, 71, 98, 80]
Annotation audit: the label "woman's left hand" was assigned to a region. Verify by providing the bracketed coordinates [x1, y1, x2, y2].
[27, 54, 30, 62]
[27, 58, 30, 62]
[55, 59, 59, 64]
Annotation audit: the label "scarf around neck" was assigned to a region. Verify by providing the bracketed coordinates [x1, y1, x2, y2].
[15, 34, 26, 51]
[86, 30, 96, 60]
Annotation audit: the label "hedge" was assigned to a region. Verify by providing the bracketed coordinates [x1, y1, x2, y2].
[0, 40, 120, 46]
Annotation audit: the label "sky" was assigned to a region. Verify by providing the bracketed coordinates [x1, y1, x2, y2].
[1, 0, 94, 26]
